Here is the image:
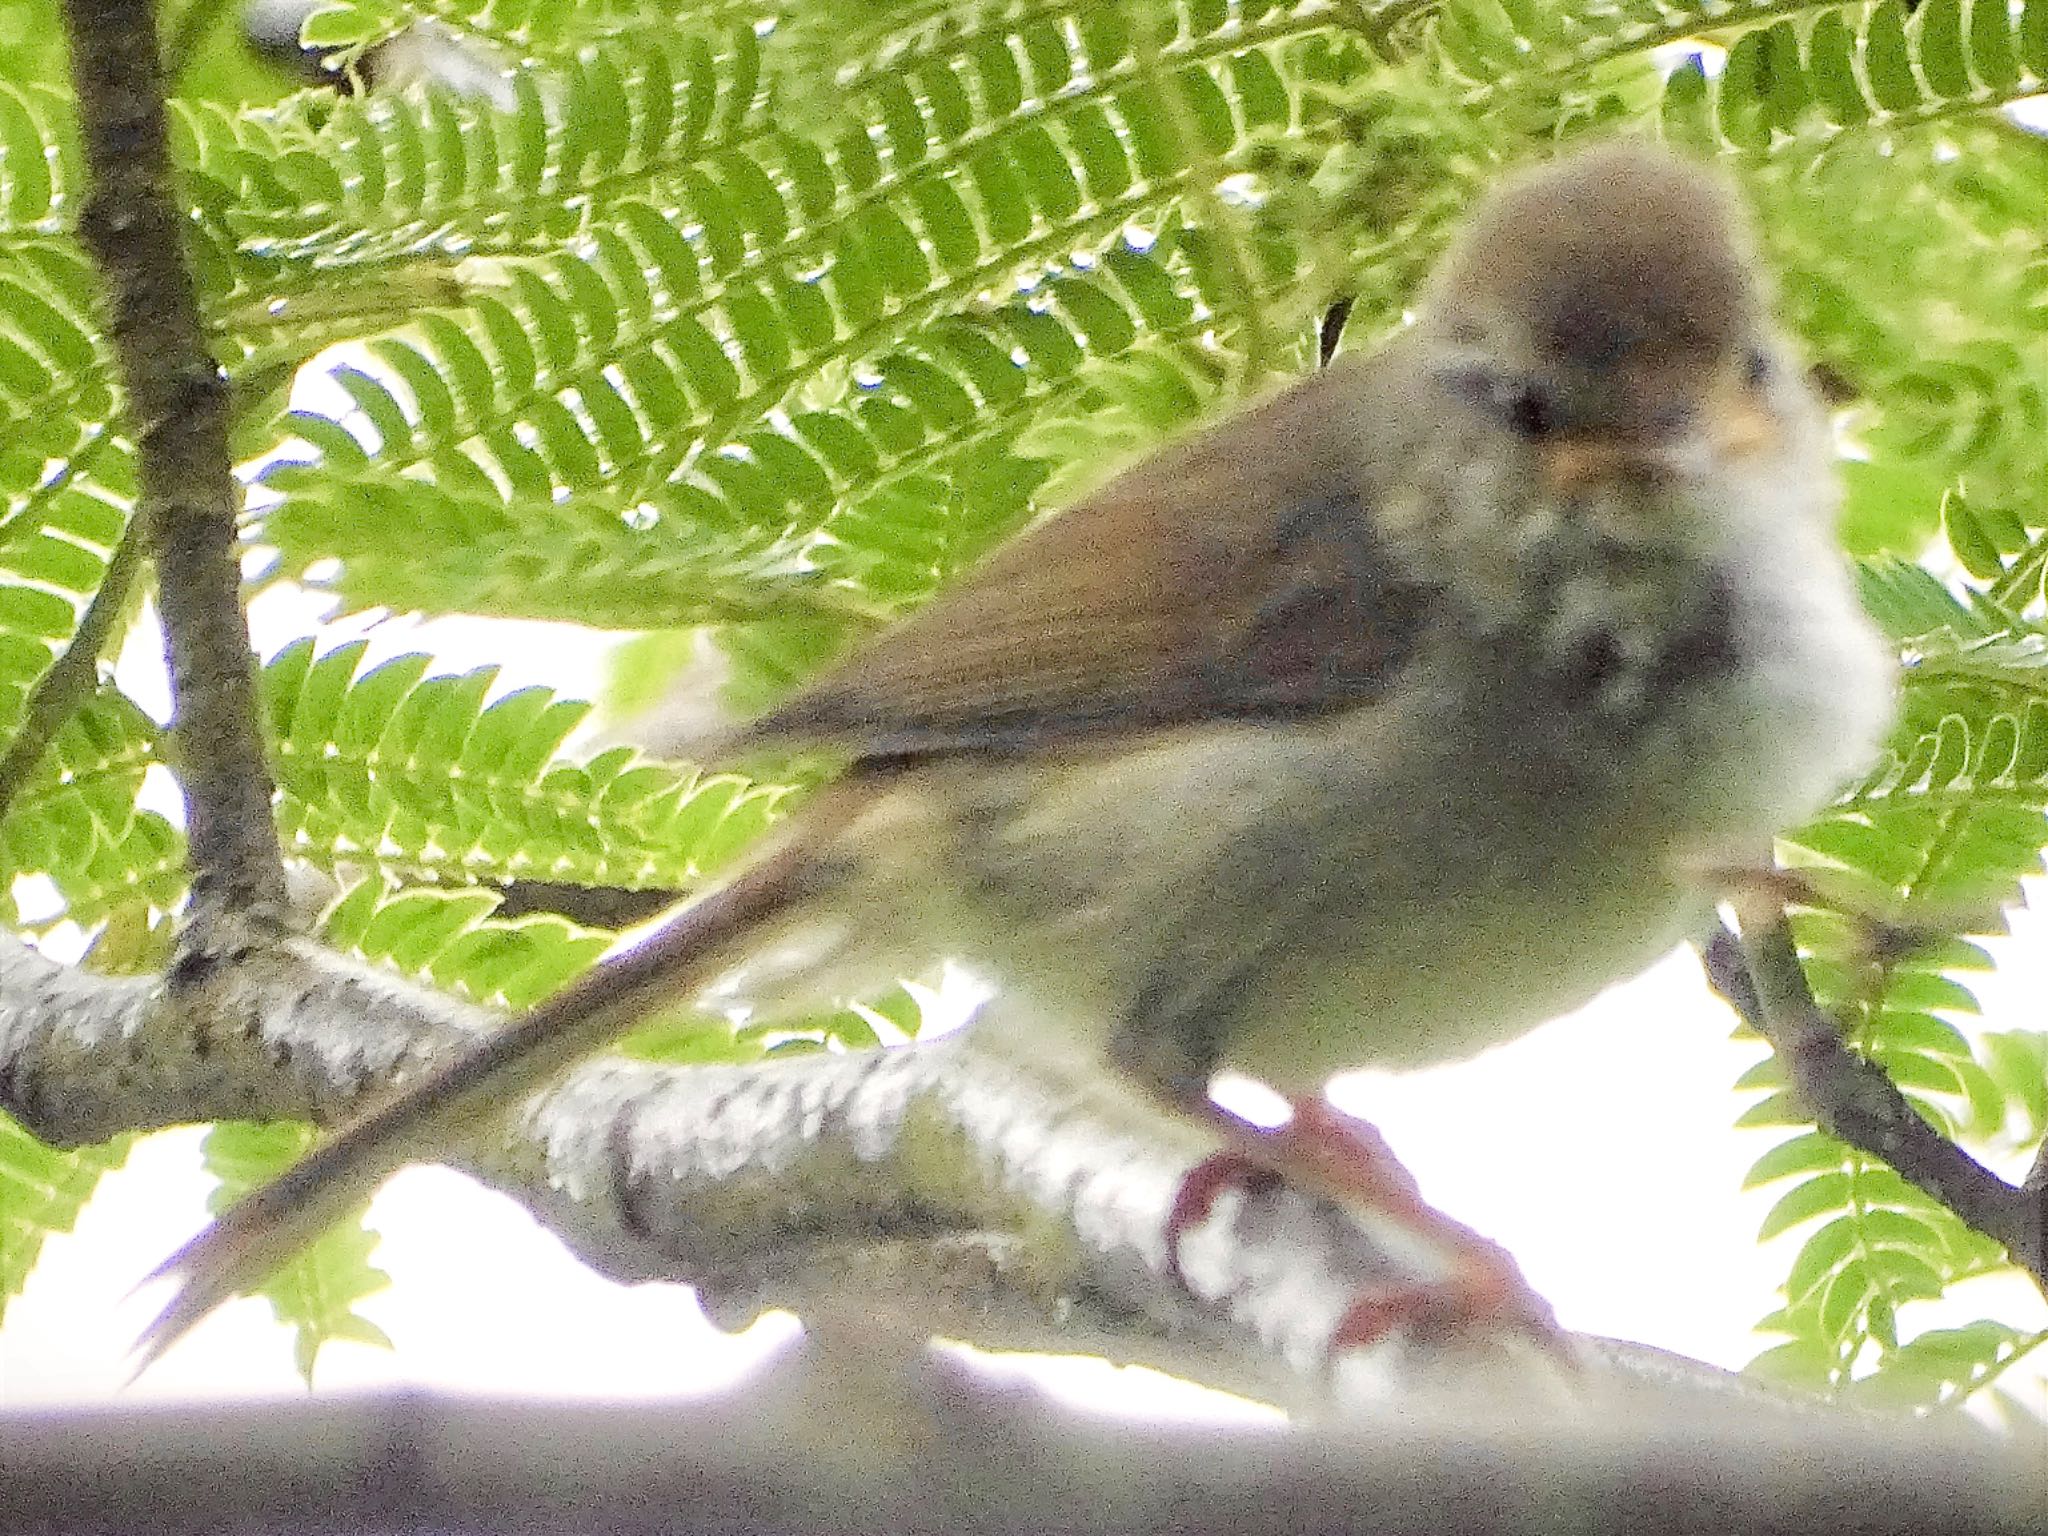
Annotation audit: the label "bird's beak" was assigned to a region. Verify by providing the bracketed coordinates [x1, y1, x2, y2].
[1536, 367, 1779, 496]
[1535, 435, 1635, 497]
[1698, 369, 1779, 463]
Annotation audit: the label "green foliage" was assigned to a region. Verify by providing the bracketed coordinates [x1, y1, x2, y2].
[0, 0, 2041, 1395]
[619, 979, 931, 1064]
[1754, 126, 2048, 551]
[0, 1111, 129, 1320]
[321, 876, 612, 1009]
[263, 636, 794, 893]
[1657, 0, 2048, 149]
[1740, 495, 2048, 1415]
[226, 3, 1334, 625]
[202, 1120, 391, 1382]
[0, 690, 181, 931]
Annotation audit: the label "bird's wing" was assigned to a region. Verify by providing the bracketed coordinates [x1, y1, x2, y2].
[745, 356, 1440, 760]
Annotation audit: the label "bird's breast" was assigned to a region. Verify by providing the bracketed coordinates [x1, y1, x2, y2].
[854, 495, 1892, 1095]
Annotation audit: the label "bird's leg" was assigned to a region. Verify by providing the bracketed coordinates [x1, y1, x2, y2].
[1166, 1093, 1559, 1351]
[1112, 974, 1556, 1351]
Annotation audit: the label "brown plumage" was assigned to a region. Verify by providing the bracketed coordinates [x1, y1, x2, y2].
[744, 364, 1438, 756]
[137, 142, 1894, 1368]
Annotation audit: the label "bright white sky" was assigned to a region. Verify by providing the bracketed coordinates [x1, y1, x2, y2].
[0, 598, 2043, 1419]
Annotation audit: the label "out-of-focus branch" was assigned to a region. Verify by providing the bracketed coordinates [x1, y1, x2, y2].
[1710, 911, 2048, 1296]
[2, 1381, 2039, 1536]
[61, 0, 288, 934]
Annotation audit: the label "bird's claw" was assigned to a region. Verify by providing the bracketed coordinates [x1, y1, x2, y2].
[1163, 1095, 1562, 1355]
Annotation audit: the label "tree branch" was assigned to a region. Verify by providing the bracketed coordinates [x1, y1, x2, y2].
[162, 0, 240, 87]
[1711, 911, 2048, 1295]
[2, 1381, 2039, 1536]
[0, 918, 1756, 1413]
[61, 0, 288, 933]
[0, 521, 143, 823]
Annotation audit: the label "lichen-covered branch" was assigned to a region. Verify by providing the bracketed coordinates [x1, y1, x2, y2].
[0, 924, 1593, 1412]
[61, 0, 287, 931]
[0, 927, 1485, 1405]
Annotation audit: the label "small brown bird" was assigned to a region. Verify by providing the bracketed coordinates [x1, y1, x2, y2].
[140, 142, 1893, 1364]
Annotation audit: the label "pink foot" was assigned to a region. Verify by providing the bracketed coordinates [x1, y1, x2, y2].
[1327, 1241, 1555, 1354]
[1164, 1150, 1279, 1289]
[1166, 1095, 1559, 1351]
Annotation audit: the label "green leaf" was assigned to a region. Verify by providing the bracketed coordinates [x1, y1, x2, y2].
[202, 1121, 390, 1383]
[1743, 1132, 1847, 1190]
[1785, 1215, 1863, 1305]
[1759, 1172, 1855, 1240]
[1746, 1335, 1838, 1391]
[0, 1113, 131, 1320]
[1838, 459, 1945, 558]
[267, 645, 793, 894]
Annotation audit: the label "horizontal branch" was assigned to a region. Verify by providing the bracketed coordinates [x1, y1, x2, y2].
[0, 927, 1553, 1410]
[0, 924, 1809, 1415]
[2, 1378, 2038, 1536]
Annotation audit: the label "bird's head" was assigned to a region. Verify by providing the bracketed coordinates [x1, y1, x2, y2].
[1422, 143, 1814, 507]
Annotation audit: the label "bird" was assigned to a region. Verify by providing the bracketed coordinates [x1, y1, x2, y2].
[137, 140, 1894, 1366]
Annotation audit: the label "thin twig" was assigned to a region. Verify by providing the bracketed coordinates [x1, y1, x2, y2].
[1319, 297, 1354, 367]
[1717, 904, 2048, 1296]
[0, 524, 144, 825]
[62, 0, 289, 933]
[1934, 1324, 2048, 1415]
[490, 879, 681, 929]
[161, 0, 239, 87]
[1987, 537, 2048, 611]
[1340, 0, 1438, 54]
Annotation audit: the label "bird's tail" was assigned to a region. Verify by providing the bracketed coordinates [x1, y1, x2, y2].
[132, 836, 848, 1374]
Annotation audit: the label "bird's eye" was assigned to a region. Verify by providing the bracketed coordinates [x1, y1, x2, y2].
[1741, 348, 1773, 389]
[1442, 367, 1564, 438]
[1499, 381, 1558, 439]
